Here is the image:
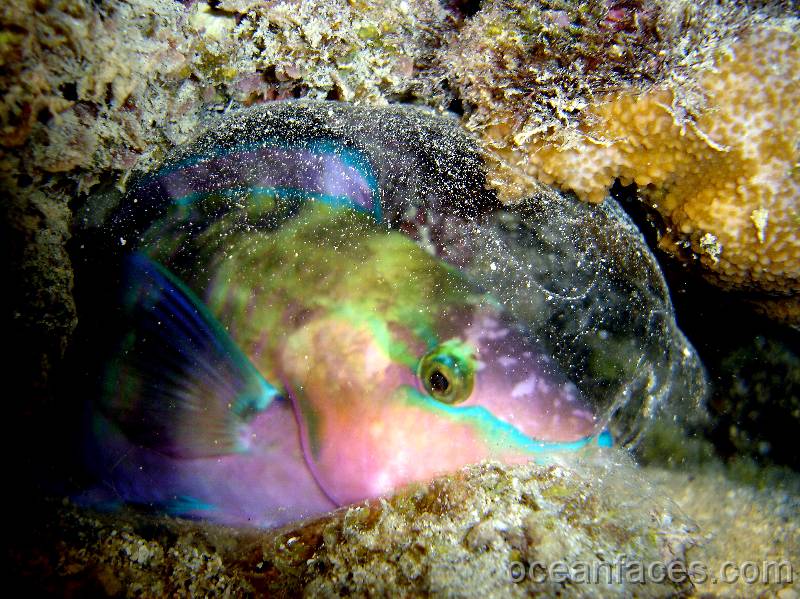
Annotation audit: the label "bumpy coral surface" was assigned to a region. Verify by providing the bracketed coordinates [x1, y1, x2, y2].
[446, 1, 799, 312]
[9, 459, 702, 598]
[11, 458, 800, 598]
[483, 25, 799, 298]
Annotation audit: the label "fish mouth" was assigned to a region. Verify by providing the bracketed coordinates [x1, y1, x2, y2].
[400, 385, 604, 460]
[412, 358, 601, 449]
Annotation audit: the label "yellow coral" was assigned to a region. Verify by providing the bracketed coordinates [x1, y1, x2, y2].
[485, 25, 800, 298]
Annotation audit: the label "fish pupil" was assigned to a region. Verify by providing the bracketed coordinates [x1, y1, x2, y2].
[429, 370, 450, 393]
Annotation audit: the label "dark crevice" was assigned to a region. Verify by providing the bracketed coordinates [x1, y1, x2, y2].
[611, 179, 800, 469]
[444, 0, 482, 18]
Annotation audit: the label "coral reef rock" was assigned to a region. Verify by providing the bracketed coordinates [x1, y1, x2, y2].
[446, 1, 799, 320]
[11, 457, 701, 598]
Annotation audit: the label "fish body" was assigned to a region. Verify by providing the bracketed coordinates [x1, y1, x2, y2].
[87, 102, 606, 527]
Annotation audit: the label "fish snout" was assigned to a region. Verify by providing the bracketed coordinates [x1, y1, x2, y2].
[469, 328, 599, 443]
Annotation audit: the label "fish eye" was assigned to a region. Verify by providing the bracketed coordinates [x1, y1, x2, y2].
[428, 369, 450, 393]
[417, 339, 476, 405]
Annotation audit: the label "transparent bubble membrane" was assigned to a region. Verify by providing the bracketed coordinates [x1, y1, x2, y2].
[110, 100, 707, 452]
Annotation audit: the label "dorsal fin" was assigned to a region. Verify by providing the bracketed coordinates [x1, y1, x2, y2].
[101, 252, 281, 457]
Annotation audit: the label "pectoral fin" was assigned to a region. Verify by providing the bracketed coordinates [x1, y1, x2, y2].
[102, 252, 280, 457]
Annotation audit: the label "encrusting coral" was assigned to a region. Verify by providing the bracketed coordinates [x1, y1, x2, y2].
[488, 26, 798, 297]
[9, 460, 702, 598]
[445, 0, 799, 318]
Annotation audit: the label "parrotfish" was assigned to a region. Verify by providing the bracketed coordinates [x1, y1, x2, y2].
[85, 101, 609, 527]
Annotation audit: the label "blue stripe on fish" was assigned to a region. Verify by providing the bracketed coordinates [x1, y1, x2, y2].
[597, 429, 613, 447]
[131, 138, 382, 224]
[403, 388, 603, 454]
[164, 495, 217, 516]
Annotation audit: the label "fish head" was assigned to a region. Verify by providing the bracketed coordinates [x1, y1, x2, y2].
[278, 290, 601, 506]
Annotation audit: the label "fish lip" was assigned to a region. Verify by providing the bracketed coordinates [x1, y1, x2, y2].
[412, 368, 603, 449]
[403, 386, 600, 454]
